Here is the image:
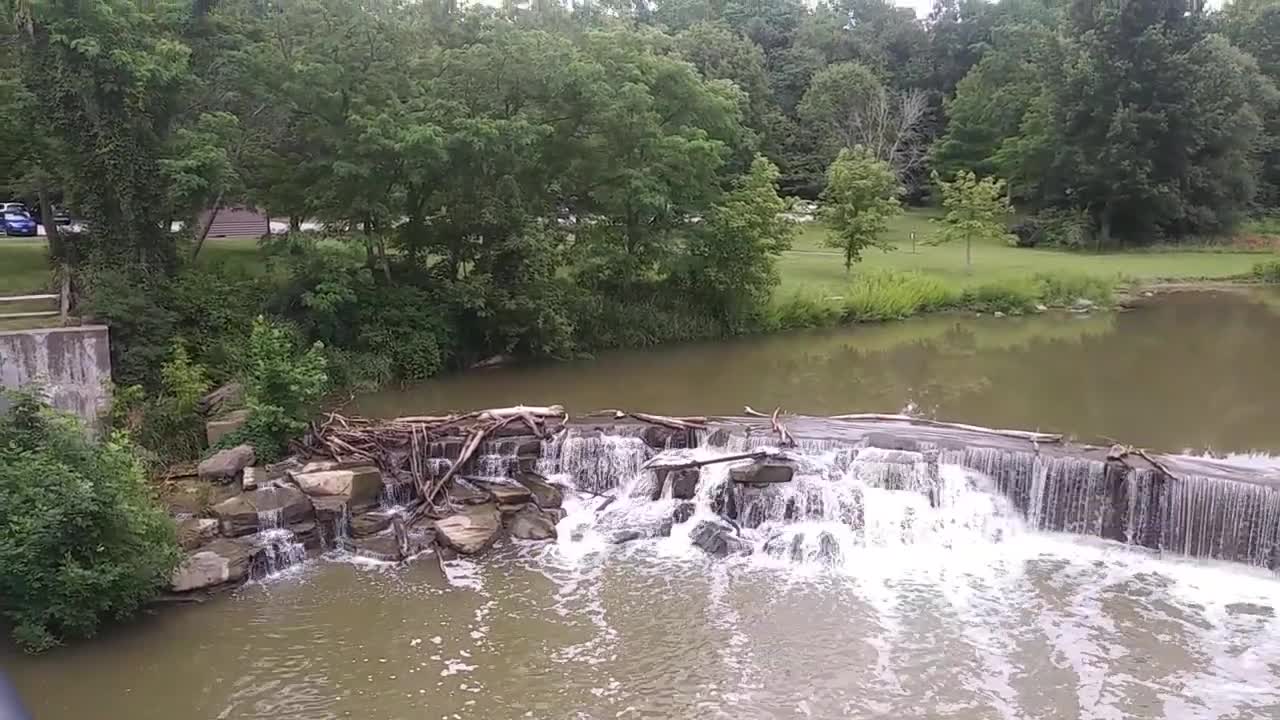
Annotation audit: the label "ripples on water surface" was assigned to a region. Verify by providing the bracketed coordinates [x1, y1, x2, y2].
[11, 484, 1280, 720]
[8, 291, 1280, 719]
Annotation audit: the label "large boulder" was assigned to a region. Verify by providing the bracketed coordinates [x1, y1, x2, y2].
[176, 517, 220, 551]
[506, 506, 558, 541]
[513, 472, 564, 509]
[170, 538, 262, 592]
[350, 509, 395, 538]
[198, 444, 255, 483]
[433, 505, 502, 555]
[729, 462, 794, 485]
[291, 466, 383, 509]
[211, 486, 313, 537]
[690, 519, 753, 558]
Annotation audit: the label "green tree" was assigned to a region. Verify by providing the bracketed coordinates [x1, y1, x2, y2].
[819, 147, 901, 271]
[1222, 0, 1280, 207]
[10, 0, 202, 272]
[933, 169, 1013, 270]
[0, 391, 180, 652]
[685, 155, 794, 328]
[233, 317, 329, 461]
[1044, 0, 1271, 243]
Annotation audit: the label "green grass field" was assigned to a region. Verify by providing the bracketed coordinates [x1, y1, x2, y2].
[0, 210, 1274, 303]
[780, 210, 1274, 296]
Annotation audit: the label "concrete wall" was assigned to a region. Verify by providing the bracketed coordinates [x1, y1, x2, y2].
[0, 325, 111, 426]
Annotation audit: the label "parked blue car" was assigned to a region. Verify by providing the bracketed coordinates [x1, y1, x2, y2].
[1, 211, 37, 236]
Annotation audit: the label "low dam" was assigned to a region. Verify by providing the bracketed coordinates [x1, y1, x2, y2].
[10, 292, 1280, 720]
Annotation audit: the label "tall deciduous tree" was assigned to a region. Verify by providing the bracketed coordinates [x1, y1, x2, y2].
[1047, 0, 1271, 243]
[10, 0, 199, 272]
[799, 62, 930, 192]
[820, 146, 901, 271]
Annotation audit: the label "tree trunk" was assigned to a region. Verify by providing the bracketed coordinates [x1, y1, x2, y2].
[1097, 206, 1112, 253]
[289, 215, 301, 232]
[375, 234, 392, 283]
[965, 236, 972, 272]
[191, 190, 224, 261]
[36, 186, 61, 259]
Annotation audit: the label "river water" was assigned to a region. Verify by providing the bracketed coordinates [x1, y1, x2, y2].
[7, 290, 1280, 720]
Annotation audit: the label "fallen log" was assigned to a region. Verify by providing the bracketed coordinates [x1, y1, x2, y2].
[589, 409, 708, 430]
[828, 413, 1063, 443]
[642, 449, 784, 472]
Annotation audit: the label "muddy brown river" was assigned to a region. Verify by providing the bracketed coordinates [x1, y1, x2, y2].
[6, 290, 1280, 720]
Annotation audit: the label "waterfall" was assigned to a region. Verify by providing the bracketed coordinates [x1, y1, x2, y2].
[539, 429, 650, 495]
[546, 426, 1280, 572]
[255, 507, 307, 577]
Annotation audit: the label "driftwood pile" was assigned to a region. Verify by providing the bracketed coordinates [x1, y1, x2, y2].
[301, 405, 568, 517]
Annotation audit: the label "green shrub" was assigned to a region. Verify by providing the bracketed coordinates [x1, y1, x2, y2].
[842, 271, 958, 321]
[764, 292, 844, 331]
[110, 344, 212, 468]
[1252, 259, 1280, 283]
[0, 391, 180, 652]
[959, 280, 1038, 313]
[226, 317, 329, 461]
[1033, 273, 1116, 306]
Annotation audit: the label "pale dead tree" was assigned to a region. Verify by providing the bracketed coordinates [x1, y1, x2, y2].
[835, 87, 931, 192]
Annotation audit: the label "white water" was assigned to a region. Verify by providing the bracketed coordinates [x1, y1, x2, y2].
[506, 430, 1280, 718]
[254, 507, 308, 577]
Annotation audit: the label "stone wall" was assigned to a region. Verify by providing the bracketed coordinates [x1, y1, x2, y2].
[0, 325, 111, 426]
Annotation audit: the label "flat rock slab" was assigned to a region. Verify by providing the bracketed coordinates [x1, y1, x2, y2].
[198, 444, 255, 483]
[291, 466, 383, 508]
[212, 486, 313, 537]
[506, 506, 558, 541]
[351, 509, 395, 538]
[176, 517, 220, 551]
[433, 505, 502, 555]
[469, 478, 533, 506]
[514, 472, 564, 509]
[352, 531, 429, 562]
[170, 538, 262, 592]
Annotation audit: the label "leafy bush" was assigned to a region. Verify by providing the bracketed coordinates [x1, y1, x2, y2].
[764, 292, 844, 331]
[960, 280, 1039, 313]
[227, 317, 329, 461]
[842, 271, 958, 321]
[1034, 273, 1115, 306]
[1252, 259, 1280, 283]
[110, 344, 212, 468]
[0, 391, 180, 652]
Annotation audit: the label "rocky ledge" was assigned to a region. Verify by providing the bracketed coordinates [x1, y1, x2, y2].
[167, 429, 569, 596]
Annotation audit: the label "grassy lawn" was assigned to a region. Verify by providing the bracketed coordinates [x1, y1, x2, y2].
[0, 215, 1273, 303]
[0, 237, 264, 295]
[779, 210, 1276, 296]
